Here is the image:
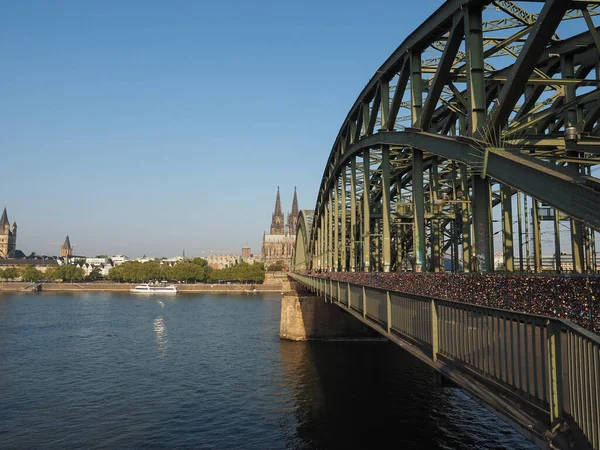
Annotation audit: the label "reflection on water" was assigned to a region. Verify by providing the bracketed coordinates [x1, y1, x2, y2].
[153, 316, 168, 356]
[0, 292, 535, 450]
[278, 339, 536, 450]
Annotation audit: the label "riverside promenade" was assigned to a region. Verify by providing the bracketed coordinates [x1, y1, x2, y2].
[0, 281, 283, 293]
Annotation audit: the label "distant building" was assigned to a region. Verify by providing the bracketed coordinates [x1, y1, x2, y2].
[0, 207, 17, 259]
[206, 254, 240, 270]
[60, 236, 73, 258]
[261, 187, 298, 269]
[242, 245, 251, 260]
[0, 257, 58, 274]
[111, 255, 129, 265]
[161, 256, 185, 266]
[135, 257, 155, 263]
[85, 257, 109, 266]
[243, 253, 262, 265]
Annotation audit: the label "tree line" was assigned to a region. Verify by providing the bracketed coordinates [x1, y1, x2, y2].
[0, 265, 87, 282]
[0, 258, 268, 283]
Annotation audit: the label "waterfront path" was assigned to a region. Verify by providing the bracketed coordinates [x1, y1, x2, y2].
[0, 282, 283, 293]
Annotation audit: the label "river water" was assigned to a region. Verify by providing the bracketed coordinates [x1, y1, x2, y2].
[0, 292, 535, 449]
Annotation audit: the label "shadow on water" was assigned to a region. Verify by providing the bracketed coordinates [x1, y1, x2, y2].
[278, 338, 536, 450]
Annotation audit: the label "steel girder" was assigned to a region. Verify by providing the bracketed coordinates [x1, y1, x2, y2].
[303, 0, 600, 277]
[291, 210, 314, 271]
[331, 130, 600, 231]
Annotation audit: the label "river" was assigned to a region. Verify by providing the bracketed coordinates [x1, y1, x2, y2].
[0, 292, 535, 449]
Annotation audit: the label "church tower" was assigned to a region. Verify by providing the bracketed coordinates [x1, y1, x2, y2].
[270, 186, 285, 235]
[60, 236, 73, 258]
[286, 187, 299, 235]
[0, 207, 17, 259]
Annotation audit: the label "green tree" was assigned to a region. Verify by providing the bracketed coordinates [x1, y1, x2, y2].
[49, 265, 85, 282]
[21, 265, 43, 282]
[86, 267, 103, 281]
[208, 262, 264, 283]
[1, 267, 19, 281]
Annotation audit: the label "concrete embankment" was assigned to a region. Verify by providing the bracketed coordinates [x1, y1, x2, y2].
[0, 282, 283, 293]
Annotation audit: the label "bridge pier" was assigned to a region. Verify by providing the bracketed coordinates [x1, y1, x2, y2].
[279, 277, 376, 341]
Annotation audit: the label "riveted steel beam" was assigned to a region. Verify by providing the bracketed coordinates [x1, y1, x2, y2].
[489, 0, 572, 132]
[382, 145, 392, 272]
[363, 149, 371, 272]
[323, 131, 600, 232]
[420, 14, 465, 130]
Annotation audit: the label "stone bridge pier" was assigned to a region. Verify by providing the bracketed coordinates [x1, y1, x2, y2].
[279, 276, 375, 340]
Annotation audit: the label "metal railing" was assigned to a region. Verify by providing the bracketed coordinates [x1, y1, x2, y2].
[291, 273, 600, 450]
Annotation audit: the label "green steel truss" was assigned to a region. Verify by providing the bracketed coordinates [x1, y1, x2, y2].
[293, 0, 600, 275]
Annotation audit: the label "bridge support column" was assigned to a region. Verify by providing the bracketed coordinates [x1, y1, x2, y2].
[341, 169, 347, 271]
[350, 157, 357, 272]
[413, 149, 426, 272]
[460, 164, 471, 272]
[325, 192, 333, 272]
[382, 145, 392, 272]
[280, 277, 376, 340]
[334, 181, 340, 271]
[571, 221, 584, 273]
[431, 157, 442, 272]
[532, 199, 542, 273]
[501, 184, 514, 272]
[554, 208, 562, 272]
[363, 148, 371, 272]
[472, 176, 492, 272]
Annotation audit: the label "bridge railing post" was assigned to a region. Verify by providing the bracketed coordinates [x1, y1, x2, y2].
[547, 319, 564, 431]
[386, 291, 392, 333]
[347, 283, 351, 309]
[431, 299, 439, 362]
[336, 281, 340, 304]
[362, 286, 367, 318]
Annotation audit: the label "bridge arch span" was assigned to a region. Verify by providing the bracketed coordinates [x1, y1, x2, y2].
[298, 0, 600, 274]
[292, 210, 314, 271]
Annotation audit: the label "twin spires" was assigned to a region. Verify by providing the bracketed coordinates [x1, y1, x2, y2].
[269, 187, 298, 236]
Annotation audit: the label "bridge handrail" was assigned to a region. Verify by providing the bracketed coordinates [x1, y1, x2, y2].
[290, 273, 600, 450]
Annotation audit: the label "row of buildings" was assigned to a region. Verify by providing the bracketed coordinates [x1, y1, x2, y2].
[1, 185, 301, 275]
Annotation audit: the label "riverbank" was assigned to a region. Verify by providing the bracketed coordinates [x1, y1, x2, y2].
[0, 282, 283, 293]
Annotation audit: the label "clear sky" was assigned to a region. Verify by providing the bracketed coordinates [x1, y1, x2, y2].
[1, 0, 443, 258]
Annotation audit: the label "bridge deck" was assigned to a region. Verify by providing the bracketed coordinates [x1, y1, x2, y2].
[291, 273, 600, 450]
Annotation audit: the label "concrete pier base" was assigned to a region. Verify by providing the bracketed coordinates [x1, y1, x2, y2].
[280, 277, 376, 341]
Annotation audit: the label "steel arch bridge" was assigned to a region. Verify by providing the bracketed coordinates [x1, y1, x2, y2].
[292, 0, 600, 275]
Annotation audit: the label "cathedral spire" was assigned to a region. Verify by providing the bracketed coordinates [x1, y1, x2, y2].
[291, 186, 298, 217]
[270, 186, 285, 235]
[274, 186, 282, 215]
[287, 187, 299, 235]
[0, 207, 8, 229]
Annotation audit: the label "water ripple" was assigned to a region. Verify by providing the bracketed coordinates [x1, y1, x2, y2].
[0, 293, 535, 449]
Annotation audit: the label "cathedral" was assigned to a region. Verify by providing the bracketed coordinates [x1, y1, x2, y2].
[261, 187, 298, 269]
[0, 207, 17, 259]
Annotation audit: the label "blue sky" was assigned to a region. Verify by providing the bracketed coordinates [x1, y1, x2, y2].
[1, 0, 442, 257]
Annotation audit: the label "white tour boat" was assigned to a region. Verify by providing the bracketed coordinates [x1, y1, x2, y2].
[130, 284, 178, 294]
